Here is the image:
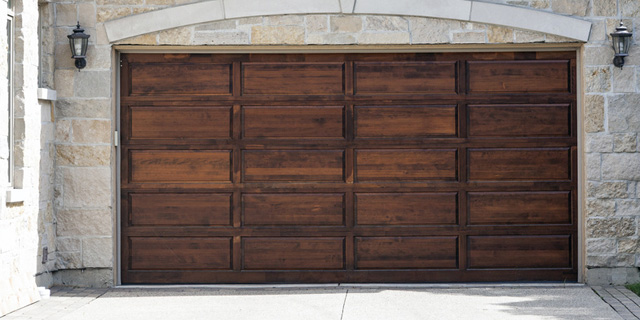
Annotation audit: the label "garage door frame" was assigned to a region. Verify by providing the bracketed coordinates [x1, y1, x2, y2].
[113, 44, 585, 285]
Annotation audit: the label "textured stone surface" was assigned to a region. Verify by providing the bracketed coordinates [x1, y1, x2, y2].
[585, 66, 611, 93]
[251, 26, 304, 44]
[593, 0, 617, 16]
[193, 31, 249, 45]
[74, 71, 111, 98]
[586, 134, 613, 153]
[452, 31, 485, 43]
[409, 17, 459, 44]
[57, 209, 112, 237]
[330, 15, 362, 33]
[587, 239, 617, 255]
[82, 238, 113, 268]
[364, 16, 407, 31]
[617, 199, 640, 216]
[586, 199, 616, 217]
[306, 15, 328, 33]
[614, 134, 637, 153]
[586, 153, 601, 181]
[587, 181, 629, 199]
[585, 95, 605, 133]
[603, 153, 640, 180]
[55, 99, 111, 119]
[487, 25, 513, 43]
[551, 0, 590, 16]
[608, 94, 640, 132]
[620, 0, 640, 17]
[61, 167, 111, 208]
[158, 27, 193, 45]
[306, 33, 355, 44]
[587, 218, 636, 238]
[358, 32, 410, 44]
[613, 67, 636, 93]
[514, 30, 545, 43]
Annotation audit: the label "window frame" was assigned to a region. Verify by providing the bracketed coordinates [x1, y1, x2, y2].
[5, 0, 14, 187]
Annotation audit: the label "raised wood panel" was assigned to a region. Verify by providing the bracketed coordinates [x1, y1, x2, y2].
[243, 193, 345, 226]
[130, 237, 232, 270]
[130, 106, 232, 140]
[355, 105, 457, 138]
[356, 193, 457, 225]
[243, 106, 344, 138]
[129, 193, 232, 226]
[467, 60, 570, 93]
[129, 63, 232, 96]
[354, 61, 457, 94]
[468, 148, 571, 181]
[130, 150, 231, 183]
[355, 237, 458, 269]
[242, 63, 345, 95]
[468, 236, 571, 269]
[468, 192, 571, 225]
[356, 149, 457, 181]
[243, 238, 345, 270]
[243, 150, 344, 182]
[468, 104, 571, 137]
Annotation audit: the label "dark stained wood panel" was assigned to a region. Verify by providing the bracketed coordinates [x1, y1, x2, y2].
[130, 106, 232, 140]
[468, 192, 571, 225]
[243, 237, 345, 270]
[129, 63, 232, 96]
[468, 148, 571, 181]
[129, 193, 232, 226]
[468, 236, 571, 269]
[243, 193, 345, 226]
[130, 150, 231, 183]
[355, 237, 458, 269]
[243, 106, 344, 138]
[356, 149, 457, 181]
[355, 105, 457, 138]
[356, 193, 457, 225]
[130, 237, 232, 270]
[467, 60, 570, 93]
[242, 63, 345, 95]
[468, 104, 571, 137]
[243, 150, 344, 182]
[354, 61, 457, 94]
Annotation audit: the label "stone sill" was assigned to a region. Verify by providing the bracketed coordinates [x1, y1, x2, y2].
[6, 188, 25, 203]
[37, 88, 57, 101]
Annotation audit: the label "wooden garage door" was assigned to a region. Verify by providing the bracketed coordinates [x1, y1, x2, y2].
[120, 52, 577, 284]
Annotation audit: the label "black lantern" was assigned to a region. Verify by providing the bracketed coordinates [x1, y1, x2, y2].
[67, 22, 90, 69]
[610, 21, 633, 69]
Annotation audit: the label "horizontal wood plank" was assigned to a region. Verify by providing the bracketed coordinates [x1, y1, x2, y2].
[356, 237, 458, 269]
[243, 193, 345, 226]
[243, 106, 344, 138]
[356, 193, 457, 225]
[468, 104, 571, 137]
[467, 235, 571, 269]
[130, 237, 232, 270]
[467, 60, 570, 93]
[243, 237, 345, 270]
[130, 150, 231, 183]
[130, 106, 232, 140]
[354, 61, 457, 94]
[243, 150, 344, 182]
[243, 62, 345, 95]
[356, 149, 457, 181]
[355, 105, 457, 138]
[129, 193, 232, 226]
[468, 148, 571, 181]
[129, 63, 232, 96]
[468, 192, 571, 225]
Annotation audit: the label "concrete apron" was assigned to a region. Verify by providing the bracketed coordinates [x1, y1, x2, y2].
[5, 285, 623, 320]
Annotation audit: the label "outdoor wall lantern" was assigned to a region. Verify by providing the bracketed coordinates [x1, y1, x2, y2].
[67, 22, 90, 70]
[610, 21, 633, 69]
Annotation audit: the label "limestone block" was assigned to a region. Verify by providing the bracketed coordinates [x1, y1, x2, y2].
[237, 17, 263, 25]
[195, 20, 237, 31]
[57, 209, 112, 237]
[586, 134, 613, 153]
[97, 0, 144, 5]
[56, 145, 110, 166]
[306, 33, 355, 45]
[608, 94, 640, 132]
[74, 71, 111, 98]
[158, 27, 193, 45]
[265, 15, 304, 26]
[78, 3, 97, 28]
[592, 0, 617, 17]
[588, 19, 606, 42]
[146, 0, 175, 5]
[53, 43, 76, 70]
[531, 0, 550, 9]
[409, 17, 460, 44]
[586, 238, 617, 255]
[587, 217, 636, 238]
[586, 199, 616, 217]
[82, 238, 113, 268]
[616, 199, 640, 217]
[54, 99, 111, 119]
[115, 34, 157, 45]
[585, 94, 605, 133]
[452, 31, 485, 43]
[586, 153, 601, 181]
[613, 67, 636, 93]
[251, 26, 304, 44]
[603, 153, 640, 180]
[620, 0, 640, 17]
[86, 47, 111, 70]
[587, 181, 629, 199]
[54, 70, 75, 98]
[306, 15, 328, 33]
[56, 237, 81, 252]
[614, 134, 637, 152]
[514, 30, 545, 43]
[358, 32, 410, 44]
[132, 7, 161, 15]
[55, 3, 77, 27]
[551, 0, 590, 16]
[585, 66, 611, 93]
[72, 120, 111, 144]
[584, 46, 613, 66]
[364, 16, 408, 32]
[330, 15, 362, 33]
[96, 7, 132, 23]
[55, 251, 82, 269]
[587, 255, 635, 267]
[487, 25, 514, 43]
[61, 167, 111, 208]
[193, 31, 249, 45]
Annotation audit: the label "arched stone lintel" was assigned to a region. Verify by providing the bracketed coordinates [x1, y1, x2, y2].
[104, 0, 592, 43]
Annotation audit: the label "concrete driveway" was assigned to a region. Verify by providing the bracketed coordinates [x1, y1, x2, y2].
[2, 285, 629, 320]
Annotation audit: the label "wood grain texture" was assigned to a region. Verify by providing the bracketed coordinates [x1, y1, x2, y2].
[467, 236, 571, 269]
[243, 62, 345, 95]
[243, 193, 345, 226]
[467, 60, 570, 93]
[130, 106, 232, 139]
[243, 106, 344, 138]
[355, 105, 457, 138]
[468, 148, 571, 181]
[129, 193, 232, 226]
[355, 237, 458, 269]
[130, 237, 232, 270]
[243, 150, 344, 181]
[129, 63, 232, 96]
[243, 237, 345, 270]
[130, 150, 231, 183]
[354, 61, 457, 94]
[468, 105, 570, 137]
[468, 192, 571, 225]
[356, 193, 457, 225]
[356, 149, 457, 181]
